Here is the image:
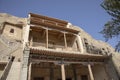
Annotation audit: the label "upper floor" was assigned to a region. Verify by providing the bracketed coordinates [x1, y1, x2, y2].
[27, 13, 83, 53]
[0, 13, 113, 55]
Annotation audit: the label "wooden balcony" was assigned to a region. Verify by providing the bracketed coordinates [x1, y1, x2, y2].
[30, 42, 79, 52]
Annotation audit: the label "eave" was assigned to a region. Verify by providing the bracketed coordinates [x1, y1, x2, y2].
[30, 47, 109, 63]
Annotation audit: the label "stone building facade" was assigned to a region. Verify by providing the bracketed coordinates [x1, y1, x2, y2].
[0, 13, 120, 80]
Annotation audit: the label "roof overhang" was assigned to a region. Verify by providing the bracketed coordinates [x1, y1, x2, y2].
[29, 13, 79, 34]
[30, 47, 110, 63]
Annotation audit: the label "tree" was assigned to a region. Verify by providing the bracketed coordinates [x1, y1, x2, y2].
[100, 0, 120, 52]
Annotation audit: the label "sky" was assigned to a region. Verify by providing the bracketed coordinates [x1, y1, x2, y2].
[0, 0, 116, 48]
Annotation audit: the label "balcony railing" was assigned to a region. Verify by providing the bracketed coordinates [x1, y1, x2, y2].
[31, 42, 78, 52]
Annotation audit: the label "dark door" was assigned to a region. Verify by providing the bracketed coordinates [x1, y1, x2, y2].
[34, 77, 44, 80]
[66, 78, 72, 80]
[81, 75, 88, 80]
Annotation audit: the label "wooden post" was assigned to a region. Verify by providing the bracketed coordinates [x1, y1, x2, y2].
[63, 32, 67, 49]
[76, 35, 84, 53]
[46, 29, 48, 48]
[88, 64, 94, 80]
[72, 65, 77, 80]
[30, 35, 33, 47]
[28, 63, 32, 80]
[61, 64, 66, 80]
[50, 64, 54, 80]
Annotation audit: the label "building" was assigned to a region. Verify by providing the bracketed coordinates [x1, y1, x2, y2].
[0, 13, 120, 80]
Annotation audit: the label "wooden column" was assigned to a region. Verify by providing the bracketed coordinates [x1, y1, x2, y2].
[28, 63, 32, 80]
[63, 32, 67, 49]
[88, 64, 94, 80]
[61, 64, 66, 80]
[72, 65, 77, 80]
[46, 29, 48, 48]
[76, 35, 84, 53]
[50, 64, 54, 80]
[30, 35, 33, 47]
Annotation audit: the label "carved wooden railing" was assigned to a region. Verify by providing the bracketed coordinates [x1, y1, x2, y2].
[0, 56, 14, 80]
[31, 42, 79, 52]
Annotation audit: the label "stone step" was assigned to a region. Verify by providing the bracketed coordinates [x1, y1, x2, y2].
[6, 62, 21, 80]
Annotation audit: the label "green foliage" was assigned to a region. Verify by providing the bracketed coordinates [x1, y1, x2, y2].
[100, 0, 120, 52]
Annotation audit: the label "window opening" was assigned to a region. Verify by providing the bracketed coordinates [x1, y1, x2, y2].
[10, 28, 14, 33]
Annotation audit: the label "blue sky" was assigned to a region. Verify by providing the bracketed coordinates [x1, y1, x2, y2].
[0, 0, 116, 47]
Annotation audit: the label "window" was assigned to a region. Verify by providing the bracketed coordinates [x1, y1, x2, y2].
[81, 75, 88, 80]
[10, 28, 14, 33]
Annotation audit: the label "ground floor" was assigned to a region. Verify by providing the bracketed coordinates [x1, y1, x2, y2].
[28, 62, 109, 80]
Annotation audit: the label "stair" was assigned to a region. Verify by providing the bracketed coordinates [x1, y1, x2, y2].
[6, 62, 21, 80]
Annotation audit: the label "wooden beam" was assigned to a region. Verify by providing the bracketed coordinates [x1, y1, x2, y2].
[31, 59, 104, 65]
